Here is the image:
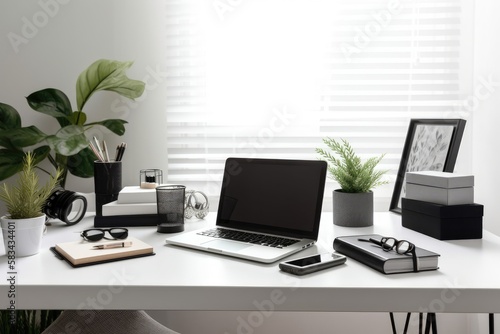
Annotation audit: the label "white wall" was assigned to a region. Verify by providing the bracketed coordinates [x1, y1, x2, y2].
[472, 0, 500, 237]
[0, 1, 498, 333]
[0, 0, 169, 199]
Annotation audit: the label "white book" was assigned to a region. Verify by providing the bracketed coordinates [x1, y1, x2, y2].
[117, 186, 159, 204]
[406, 183, 474, 205]
[102, 200, 157, 216]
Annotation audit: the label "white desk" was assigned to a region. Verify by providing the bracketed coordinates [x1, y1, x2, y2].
[1, 212, 499, 313]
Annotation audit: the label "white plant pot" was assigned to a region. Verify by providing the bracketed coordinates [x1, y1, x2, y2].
[1, 214, 46, 257]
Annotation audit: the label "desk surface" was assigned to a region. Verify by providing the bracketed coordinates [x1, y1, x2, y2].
[1, 212, 499, 313]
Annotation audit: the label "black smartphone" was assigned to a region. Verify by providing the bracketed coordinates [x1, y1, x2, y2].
[279, 253, 346, 276]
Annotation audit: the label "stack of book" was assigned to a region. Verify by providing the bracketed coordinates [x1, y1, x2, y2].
[402, 171, 483, 240]
[94, 186, 161, 227]
[102, 186, 158, 216]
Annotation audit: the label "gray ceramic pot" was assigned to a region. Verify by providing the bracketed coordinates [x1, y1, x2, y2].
[332, 190, 373, 227]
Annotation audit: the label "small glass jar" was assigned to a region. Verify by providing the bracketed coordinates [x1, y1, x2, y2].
[139, 169, 163, 189]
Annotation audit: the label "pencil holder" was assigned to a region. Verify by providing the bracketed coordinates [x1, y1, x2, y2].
[94, 161, 122, 216]
[156, 185, 185, 233]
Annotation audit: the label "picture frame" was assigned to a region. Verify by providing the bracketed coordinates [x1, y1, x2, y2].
[389, 119, 467, 214]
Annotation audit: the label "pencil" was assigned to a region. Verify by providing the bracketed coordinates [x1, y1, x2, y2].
[102, 140, 110, 162]
[89, 141, 104, 162]
[115, 142, 127, 161]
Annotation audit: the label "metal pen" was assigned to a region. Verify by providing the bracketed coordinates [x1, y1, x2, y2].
[92, 241, 133, 249]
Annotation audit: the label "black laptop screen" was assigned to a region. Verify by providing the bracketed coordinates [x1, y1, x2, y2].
[216, 158, 327, 239]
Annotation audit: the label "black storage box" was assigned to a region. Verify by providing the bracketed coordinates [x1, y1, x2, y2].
[401, 198, 483, 240]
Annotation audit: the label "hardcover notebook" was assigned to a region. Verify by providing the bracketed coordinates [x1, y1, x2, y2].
[165, 157, 327, 263]
[52, 237, 155, 267]
[333, 234, 440, 274]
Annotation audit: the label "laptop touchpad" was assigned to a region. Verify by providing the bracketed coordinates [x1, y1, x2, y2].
[202, 239, 253, 252]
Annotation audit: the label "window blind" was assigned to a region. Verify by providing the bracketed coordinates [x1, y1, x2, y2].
[164, 0, 470, 210]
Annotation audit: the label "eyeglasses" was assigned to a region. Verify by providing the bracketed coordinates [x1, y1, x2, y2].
[80, 228, 128, 241]
[359, 237, 418, 272]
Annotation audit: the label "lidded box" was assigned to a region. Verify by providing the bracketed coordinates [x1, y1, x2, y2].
[406, 171, 474, 188]
[405, 171, 474, 205]
[401, 198, 483, 240]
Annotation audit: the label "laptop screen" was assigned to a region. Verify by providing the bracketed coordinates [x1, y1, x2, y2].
[216, 158, 327, 239]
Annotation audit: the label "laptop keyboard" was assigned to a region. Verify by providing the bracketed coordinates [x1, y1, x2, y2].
[198, 228, 300, 249]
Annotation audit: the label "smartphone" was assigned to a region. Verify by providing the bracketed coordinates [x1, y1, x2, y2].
[279, 253, 346, 276]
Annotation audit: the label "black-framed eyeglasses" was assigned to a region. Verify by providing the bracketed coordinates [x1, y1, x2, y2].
[80, 228, 128, 241]
[359, 237, 418, 272]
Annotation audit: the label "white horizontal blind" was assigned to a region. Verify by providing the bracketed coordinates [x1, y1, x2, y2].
[164, 0, 470, 210]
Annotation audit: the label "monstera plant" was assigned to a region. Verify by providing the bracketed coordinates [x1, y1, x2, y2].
[0, 59, 145, 188]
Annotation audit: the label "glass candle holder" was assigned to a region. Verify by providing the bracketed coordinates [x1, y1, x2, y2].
[140, 169, 163, 189]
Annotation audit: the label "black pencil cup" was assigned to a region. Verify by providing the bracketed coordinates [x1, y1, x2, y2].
[94, 161, 122, 216]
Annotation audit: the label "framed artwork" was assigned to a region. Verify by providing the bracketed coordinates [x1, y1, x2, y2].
[389, 119, 467, 214]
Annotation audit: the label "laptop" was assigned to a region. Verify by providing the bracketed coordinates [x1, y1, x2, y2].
[165, 157, 327, 263]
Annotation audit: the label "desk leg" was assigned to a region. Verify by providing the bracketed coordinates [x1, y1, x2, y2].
[403, 313, 411, 334]
[489, 313, 494, 334]
[424, 313, 437, 334]
[431, 313, 437, 333]
[388, 312, 413, 334]
[424, 313, 431, 334]
[390, 312, 397, 334]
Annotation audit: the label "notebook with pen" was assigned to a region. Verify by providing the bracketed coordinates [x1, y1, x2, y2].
[51, 237, 155, 267]
[165, 157, 327, 263]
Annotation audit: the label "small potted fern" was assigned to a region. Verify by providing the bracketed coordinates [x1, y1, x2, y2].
[316, 138, 387, 227]
[0, 152, 61, 256]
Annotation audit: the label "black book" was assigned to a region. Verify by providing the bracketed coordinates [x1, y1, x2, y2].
[333, 234, 440, 274]
[94, 214, 161, 227]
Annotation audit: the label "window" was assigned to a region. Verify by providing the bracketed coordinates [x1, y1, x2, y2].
[165, 0, 472, 210]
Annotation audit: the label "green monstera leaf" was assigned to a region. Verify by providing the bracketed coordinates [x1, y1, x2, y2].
[26, 88, 73, 127]
[45, 125, 88, 156]
[9, 126, 47, 148]
[87, 119, 128, 136]
[0, 103, 22, 150]
[0, 103, 21, 130]
[69, 111, 87, 125]
[76, 59, 146, 111]
[0, 149, 25, 180]
[0, 146, 50, 181]
[67, 147, 96, 178]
